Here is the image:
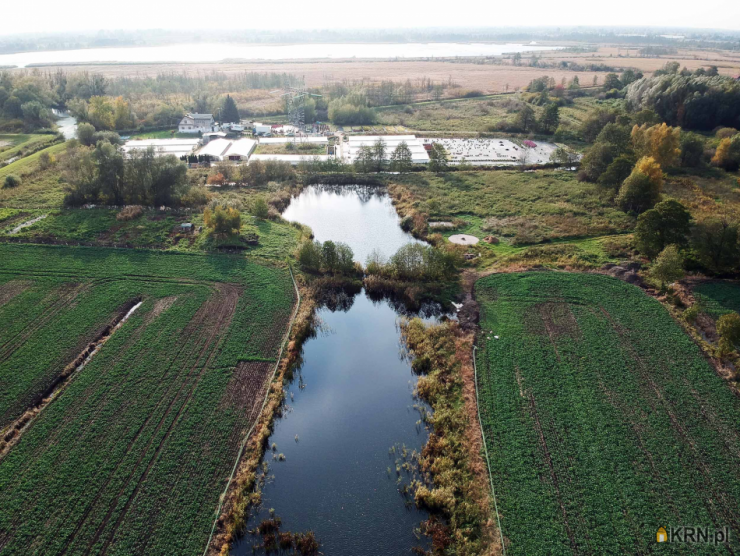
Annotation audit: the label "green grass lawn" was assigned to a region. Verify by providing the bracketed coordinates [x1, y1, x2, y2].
[0, 134, 59, 165]
[0, 143, 68, 208]
[0, 243, 296, 556]
[394, 170, 634, 245]
[476, 272, 740, 555]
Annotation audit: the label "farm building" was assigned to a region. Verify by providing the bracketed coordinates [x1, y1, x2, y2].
[252, 123, 273, 136]
[121, 138, 200, 158]
[346, 135, 429, 164]
[259, 136, 329, 145]
[249, 154, 334, 166]
[178, 113, 217, 133]
[197, 138, 257, 161]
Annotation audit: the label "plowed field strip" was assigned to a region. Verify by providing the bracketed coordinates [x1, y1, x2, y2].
[54, 287, 225, 556]
[80, 285, 240, 556]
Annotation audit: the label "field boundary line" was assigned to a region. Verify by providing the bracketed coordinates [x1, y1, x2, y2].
[202, 265, 301, 556]
[473, 344, 507, 556]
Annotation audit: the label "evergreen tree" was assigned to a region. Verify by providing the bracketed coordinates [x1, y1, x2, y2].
[221, 94, 240, 124]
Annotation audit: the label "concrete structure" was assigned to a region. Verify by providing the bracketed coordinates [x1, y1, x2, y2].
[249, 154, 333, 166]
[178, 113, 216, 133]
[197, 138, 257, 161]
[345, 135, 429, 164]
[421, 137, 559, 166]
[121, 138, 200, 159]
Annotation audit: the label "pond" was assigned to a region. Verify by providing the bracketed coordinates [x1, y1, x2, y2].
[281, 185, 421, 264]
[0, 42, 562, 68]
[231, 185, 447, 555]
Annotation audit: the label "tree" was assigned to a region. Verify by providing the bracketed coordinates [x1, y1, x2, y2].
[631, 123, 681, 167]
[691, 217, 740, 273]
[597, 155, 636, 190]
[250, 195, 270, 219]
[603, 73, 623, 91]
[428, 143, 448, 173]
[297, 240, 322, 273]
[568, 76, 580, 90]
[390, 141, 413, 173]
[322, 240, 339, 273]
[514, 104, 536, 133]
[711, 135, 740, 171]
[204, 206, 241, 236]
[21, 101, 52, 128]
[76, 122, 96, 146]
[634, 200, 692, 258]
[616, 157, 663, 213]
[372, 139, 387, 172]
[550, 146, 579, 166]
[3, 175, 21, 189]
[221, 94, 240, 124]
[354, 145, 375, 173]
[579, 142, 621, 182]
[538, 103, 560, 134]
[680, 133, 705, 167]
[88, 96, 116, 130]
[717, 313, 740, 355]
[649, 245, 685, 287]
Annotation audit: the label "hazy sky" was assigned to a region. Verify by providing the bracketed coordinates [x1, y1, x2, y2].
[2, 0, 740, 35]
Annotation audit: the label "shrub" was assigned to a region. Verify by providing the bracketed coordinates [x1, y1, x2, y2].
[649, 245, 685, 287]
[616, 157, 663, 213]
[116, 205, 144, 221]
[250, 196, 270, 219]
[204, 206, 241, 236]
[3, 175, 21, 189]
[717, 312, 740, 355]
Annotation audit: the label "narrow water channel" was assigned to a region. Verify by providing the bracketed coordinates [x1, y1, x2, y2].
[232, 185, 442, 555]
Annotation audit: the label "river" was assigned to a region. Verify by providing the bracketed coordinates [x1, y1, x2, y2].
[231, 185, 446, 555]
[0, 42, 561, 68]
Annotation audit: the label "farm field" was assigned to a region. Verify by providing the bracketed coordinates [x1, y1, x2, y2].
[376, 95, 600, 133]
[0, 243, 297, 556]
[475, 272, 740, 555]
[693, 281, 740, 317]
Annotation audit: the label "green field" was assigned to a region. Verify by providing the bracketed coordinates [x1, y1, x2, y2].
[0, 243, 296, 555]
[0, 134, 59, 165]
[693, 281, 740, 318]
[375, 95, 599, 134]
[475, 272, 740, 555]
[394, 170, 634, 245]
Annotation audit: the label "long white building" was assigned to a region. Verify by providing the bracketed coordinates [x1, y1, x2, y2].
[197, 138, 257, 161]
[345, 135, 429, 164]
[121, 138, 200, 159]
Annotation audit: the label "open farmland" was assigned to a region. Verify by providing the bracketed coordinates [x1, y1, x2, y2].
[694, 281, 740, 317]
[0, 243, 296, 556]
[475, 272, 740, 555]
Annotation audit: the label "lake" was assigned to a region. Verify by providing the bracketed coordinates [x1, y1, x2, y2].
[282, 185, 422, 264]
[0, 42, 561, 68]
[230, 185, 447, 555]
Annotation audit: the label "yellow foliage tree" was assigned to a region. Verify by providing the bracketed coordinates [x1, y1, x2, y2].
[634, 156, 664, 187]
[88, 96, 115, 130]
[631, 123, 681, 168]
[113, 96, 134, 130]
[204, 206, 241, 236]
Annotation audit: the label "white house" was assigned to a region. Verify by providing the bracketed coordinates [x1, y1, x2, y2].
[178, 114, 216, 134]
[197, 138, 257, 161]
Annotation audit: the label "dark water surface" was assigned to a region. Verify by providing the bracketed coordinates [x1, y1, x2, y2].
[231, 185, 445, 555]
[232, 293, 434, 555]
[281, 185, 421, 264]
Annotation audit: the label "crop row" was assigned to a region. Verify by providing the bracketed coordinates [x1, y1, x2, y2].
[0, 244, 296, 556]
[475, 272, 740, 555]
